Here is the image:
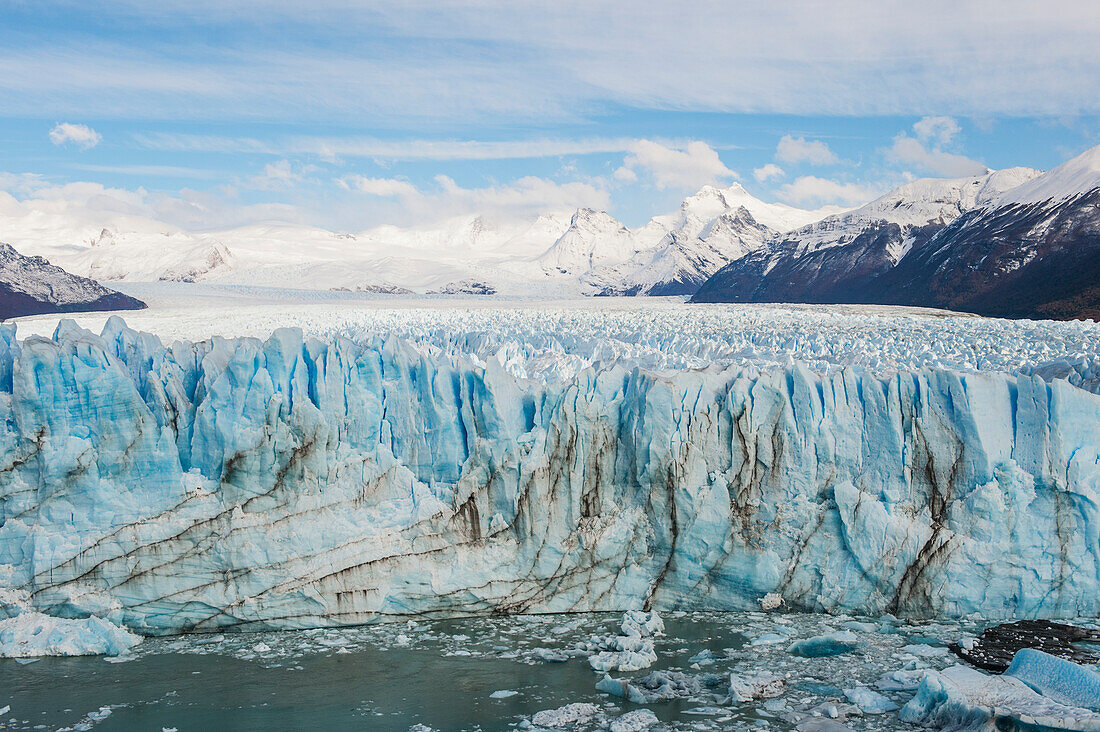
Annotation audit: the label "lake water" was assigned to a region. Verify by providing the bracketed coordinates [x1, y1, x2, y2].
[0, 612, 985, 731]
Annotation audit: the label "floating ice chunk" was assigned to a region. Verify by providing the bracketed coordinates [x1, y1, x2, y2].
[587, 612, 662, 672]
[750, 632, 789, 646]
[1005, 648, 1100, 712]
[620, 610, 664, 638]
[530, 703, 600, 728]
[876, 668, 928, 691]
[729, 671, 786, 702]
[609, 709, 658, 732]
[490, 690, 519, 699]
[683, 706, 725, 715]
[900, 664, 1100, 730]
[688, 648, 717, 665]
[787, 631, 861, 658]
[760, 593, 784, 611]
[796, 719, 854, 731]
[901, 643, 947, 658]
[0, 613, 141, 657]
[842, 687, 898, 713]
[533, 647, 571, 663]
[588, 638, 657, 672]
[596, 674, 648, 704]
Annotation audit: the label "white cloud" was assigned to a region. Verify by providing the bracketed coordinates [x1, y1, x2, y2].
[776, 136, 839, 166]
[70, 163, 217, 179]
[912, 116, 961, 146]
[612, 166, 638, 183]
[243, 159, 323, 190]
[753, 163, 785, 182]
[6, 3, 1100, 120]
[618, 140, 735, 190]
[885, 117, 987, 177]
[135, 133, 671, 162]
[340, 176, 419, 198]
[0, 174, 306, 232]
[340, 172, 609, 222]
[776, 176, 883, 208]
[48, 123, 102, 149]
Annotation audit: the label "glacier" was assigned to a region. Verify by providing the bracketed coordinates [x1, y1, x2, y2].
[0, 315, 1099, 637]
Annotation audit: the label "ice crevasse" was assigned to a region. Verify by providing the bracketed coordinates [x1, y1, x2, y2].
[0, 317, 1098, 636]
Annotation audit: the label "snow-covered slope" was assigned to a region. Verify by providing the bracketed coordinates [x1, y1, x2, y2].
[759, 168, 1041, 260]
[998, 145, 1100, 206]
[2, 184, 835, 298]
[692, 167, 1046, 307]
[578, 184, 841, 296]
[694, 148, 1100, 319]
[537, 209, 640, 275]
[0, 316, 1098, 635]
[591, 206, 774, 296]
[872, 147, 1100, 319]
[0, 243, 145, 319]
[647, 183, 839, 234]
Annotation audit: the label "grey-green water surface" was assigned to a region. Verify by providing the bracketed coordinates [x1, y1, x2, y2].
[0, 612, 983, 732]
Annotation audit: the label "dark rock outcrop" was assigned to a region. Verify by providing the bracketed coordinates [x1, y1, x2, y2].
[0, 243, 146, 320]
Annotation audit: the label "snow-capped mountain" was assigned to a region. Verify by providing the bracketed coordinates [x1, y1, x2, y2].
[537, 209, 641, 276]
[591, 206, 774, 296]
[0, 243, 145, 319]
[692, 167, 1044, 306]
[2, 183, 834, 297]
[870, 147, 1100, 319]
[694, 146, 1100, 319]
[559, 184, 840, 296]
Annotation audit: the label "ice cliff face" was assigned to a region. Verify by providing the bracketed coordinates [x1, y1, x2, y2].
[1, 319, 1099, 635]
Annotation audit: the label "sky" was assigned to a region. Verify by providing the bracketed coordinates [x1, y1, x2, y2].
[1, 0, 1099, 232]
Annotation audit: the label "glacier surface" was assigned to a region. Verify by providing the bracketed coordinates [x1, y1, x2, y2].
[0, 314, 1099, 636]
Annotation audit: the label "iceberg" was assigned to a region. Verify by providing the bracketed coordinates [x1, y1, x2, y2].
[787, 631, 862, 658]
[0, 318, 1099, 636]
[529, 703, 601, 728]
[0, 612, 140, 657]
[1005, 648, 1100, 712]
[608, 709, 658, 732]
[900, 664, 1100, 730]
[729, 670, 786, 702]
[842, 686, 898, 714]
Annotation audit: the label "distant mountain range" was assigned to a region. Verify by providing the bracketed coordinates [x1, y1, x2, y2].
[0, 182, 839, 299]
[3, 144, 1099, 320]
[0, 243, 145, 320]
[693, 146, 1100, 320]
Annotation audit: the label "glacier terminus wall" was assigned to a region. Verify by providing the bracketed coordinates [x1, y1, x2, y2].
[1, 316, 1099, 635]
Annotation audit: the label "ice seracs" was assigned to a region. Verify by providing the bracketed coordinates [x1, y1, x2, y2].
[0, 316, 1098, 637]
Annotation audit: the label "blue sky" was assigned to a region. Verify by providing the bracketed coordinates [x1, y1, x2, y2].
[1, 0, 1098, 230]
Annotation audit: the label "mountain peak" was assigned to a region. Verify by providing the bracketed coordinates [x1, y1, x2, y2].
[997, 144, 1100, 206]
